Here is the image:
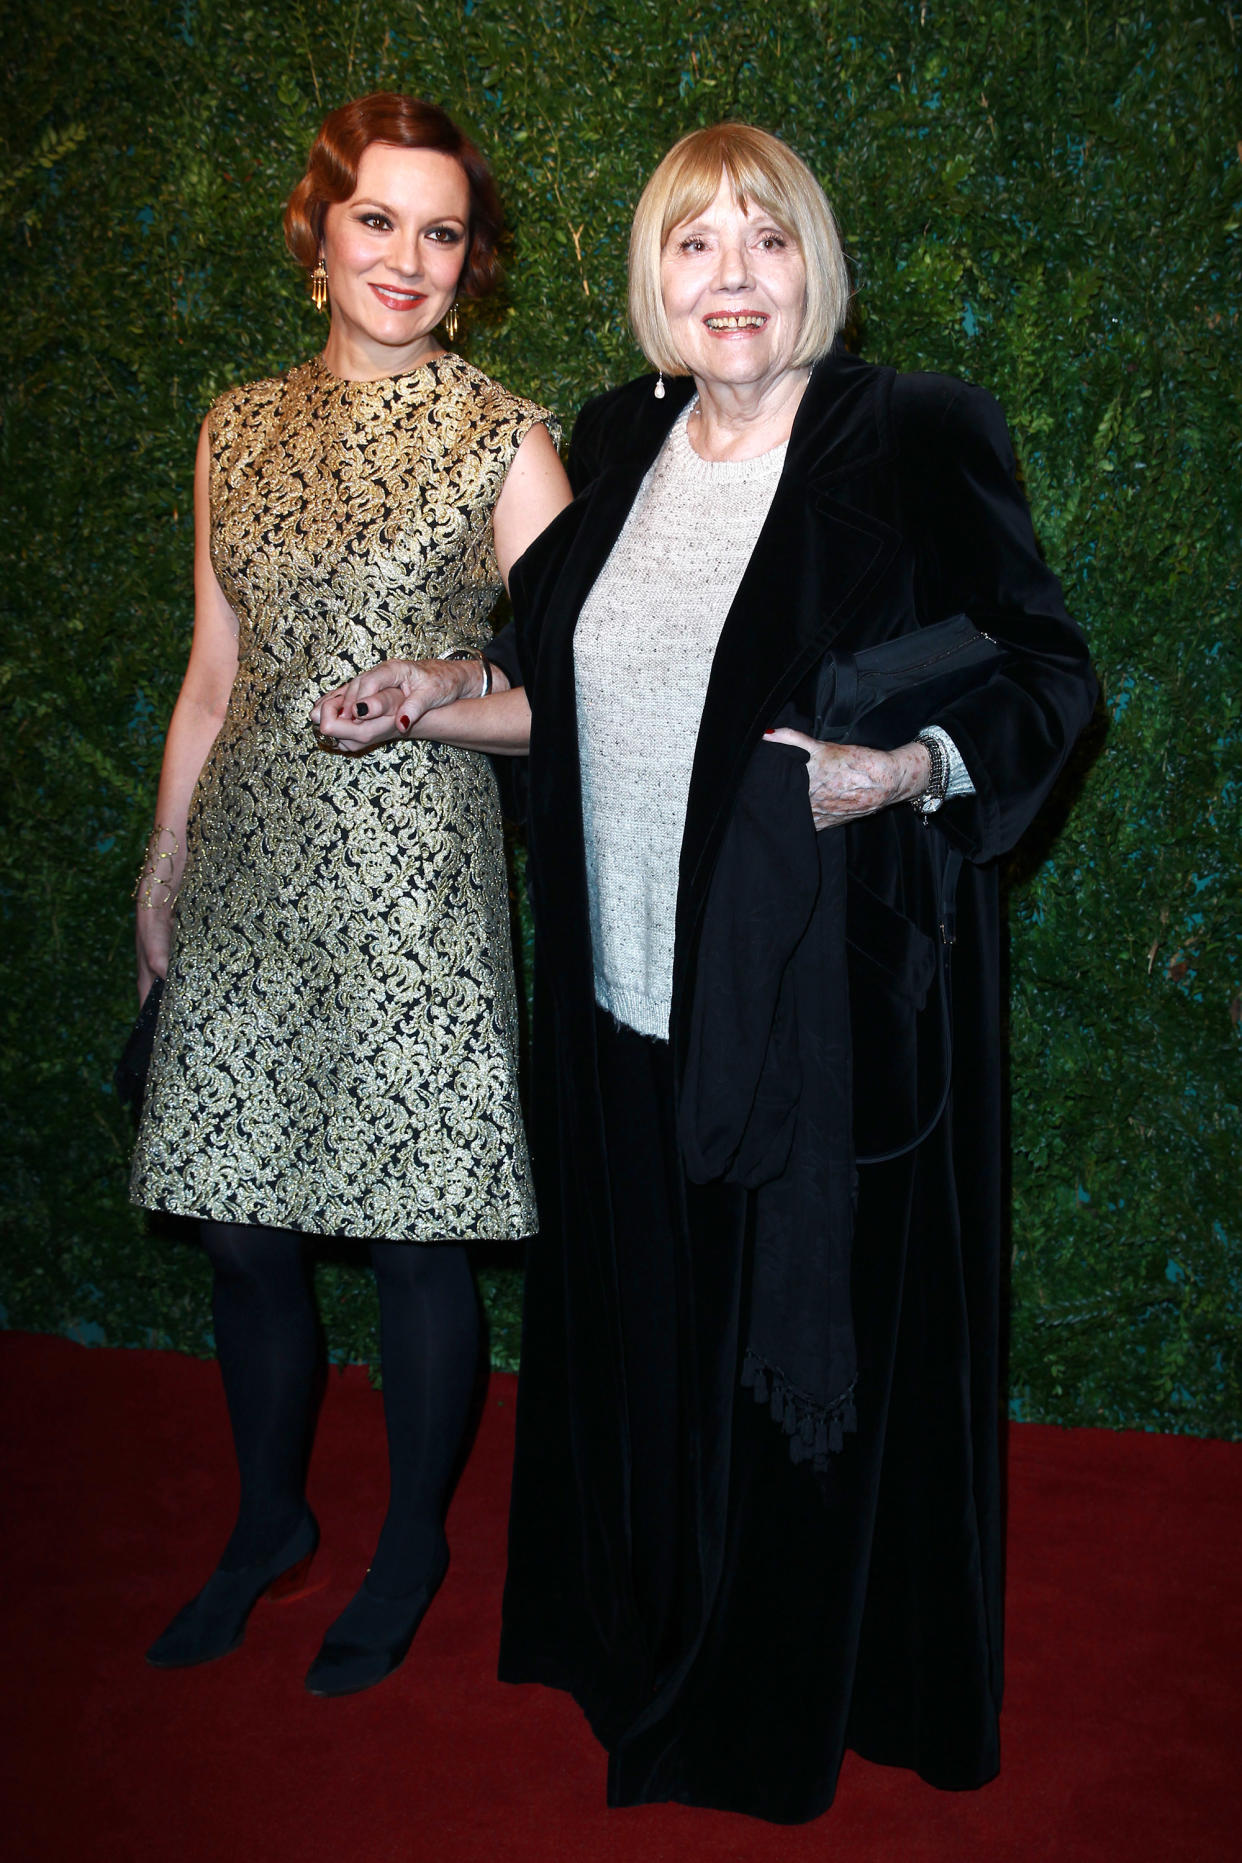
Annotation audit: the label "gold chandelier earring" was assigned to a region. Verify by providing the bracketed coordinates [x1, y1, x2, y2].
[444, 301, 459, 343]
[310, 254, 329, 313]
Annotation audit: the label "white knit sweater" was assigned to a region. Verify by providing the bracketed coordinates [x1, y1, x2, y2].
[573, 405, 973, 1040]
[574, 408, 787, 1037]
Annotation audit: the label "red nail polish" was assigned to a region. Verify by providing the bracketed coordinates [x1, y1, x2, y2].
[398, 715, 410, 731]
[764, 729, 775, 736]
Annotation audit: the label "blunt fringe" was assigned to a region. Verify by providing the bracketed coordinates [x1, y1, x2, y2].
[628, 123, 850, 375]
[284, 92, 504, 299]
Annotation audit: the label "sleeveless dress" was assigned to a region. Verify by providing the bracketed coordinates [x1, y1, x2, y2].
[130, 352, 554, 1243]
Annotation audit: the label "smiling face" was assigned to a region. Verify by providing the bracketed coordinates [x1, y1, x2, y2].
[319, 141, 471, 374]
[658, 174, 808, 396]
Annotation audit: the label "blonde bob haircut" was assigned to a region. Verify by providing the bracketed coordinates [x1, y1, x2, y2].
[628, 123, 850, 376]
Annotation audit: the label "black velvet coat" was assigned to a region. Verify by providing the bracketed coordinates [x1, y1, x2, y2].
[495, 348, 1097, 1823]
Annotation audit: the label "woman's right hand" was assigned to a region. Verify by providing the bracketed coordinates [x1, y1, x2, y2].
[136, 906, 172, 1004]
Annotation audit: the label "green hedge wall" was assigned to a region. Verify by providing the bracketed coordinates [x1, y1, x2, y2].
[2, 0, 1238, 1432]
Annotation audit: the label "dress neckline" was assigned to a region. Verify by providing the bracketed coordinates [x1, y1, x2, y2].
[306, 350, 460, 394]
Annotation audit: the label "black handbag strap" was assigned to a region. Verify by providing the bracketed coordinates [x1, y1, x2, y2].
[856, 842, 963, 1166]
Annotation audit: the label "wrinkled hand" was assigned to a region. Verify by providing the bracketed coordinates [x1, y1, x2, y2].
[311, 658, 485, 751]
[765, 730, 931, 830]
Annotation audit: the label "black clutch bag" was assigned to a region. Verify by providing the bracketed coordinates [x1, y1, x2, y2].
[812, 614, 1007, 1161]
[814, 612, 1008, 748]
[114, 977, 165, 1117]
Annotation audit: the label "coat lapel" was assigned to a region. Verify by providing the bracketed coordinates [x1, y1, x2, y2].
[518, 352, 904, 1030]
[673, 354, 902, 1001]
[517, 381, 694, 1021]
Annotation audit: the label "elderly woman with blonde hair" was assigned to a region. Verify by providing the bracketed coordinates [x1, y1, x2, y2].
[319, 120, 1096, 1821]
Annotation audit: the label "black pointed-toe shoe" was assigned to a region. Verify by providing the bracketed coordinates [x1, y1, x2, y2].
[304, 1544, 449, 1698]
[145, 1510, 319, 1669]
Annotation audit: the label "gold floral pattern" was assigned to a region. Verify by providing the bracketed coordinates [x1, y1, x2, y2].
[130, 353, 554, 1241]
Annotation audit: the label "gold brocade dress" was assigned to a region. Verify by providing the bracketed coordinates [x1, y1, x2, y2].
[130, 352, 553, 1242]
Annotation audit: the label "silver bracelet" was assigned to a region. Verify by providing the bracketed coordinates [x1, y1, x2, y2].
[911, 731, 949, 814]
[444, 647, 492, 699]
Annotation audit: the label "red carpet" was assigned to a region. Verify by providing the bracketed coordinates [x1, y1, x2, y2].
[2, 1331, 1238, 1861]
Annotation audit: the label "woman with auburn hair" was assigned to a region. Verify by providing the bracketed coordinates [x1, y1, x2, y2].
[318, 120, 1096, 1817]
[130, 92, 570, 1696]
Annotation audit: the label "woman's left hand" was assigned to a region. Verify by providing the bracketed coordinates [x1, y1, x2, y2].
[765, 729, 931, 830]
[313, 681, 410, 751]
[312, 655, 497, 750]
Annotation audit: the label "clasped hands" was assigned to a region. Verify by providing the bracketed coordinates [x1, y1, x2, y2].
[310, 657, 490, 751]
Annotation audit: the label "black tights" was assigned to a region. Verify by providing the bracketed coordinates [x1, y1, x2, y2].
[201, 1222, 478, 1597]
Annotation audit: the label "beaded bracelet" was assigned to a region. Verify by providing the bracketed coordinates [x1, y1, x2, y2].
[134, 824, 180, 909]
[911, 732, 949, 815]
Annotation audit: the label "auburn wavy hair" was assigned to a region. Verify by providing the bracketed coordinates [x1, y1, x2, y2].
[284, 93, 504, 299]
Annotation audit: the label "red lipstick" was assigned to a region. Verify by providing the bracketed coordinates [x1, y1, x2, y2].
[368, 283, 427, 312]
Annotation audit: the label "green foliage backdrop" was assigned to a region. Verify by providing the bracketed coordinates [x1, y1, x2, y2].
[1, 0, 1238, 1431]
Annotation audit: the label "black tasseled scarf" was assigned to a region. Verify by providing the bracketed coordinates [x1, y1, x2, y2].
[678, 739, 857, 1469]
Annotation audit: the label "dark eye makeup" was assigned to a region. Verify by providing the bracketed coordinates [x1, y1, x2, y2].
[353, 213, 465, 244]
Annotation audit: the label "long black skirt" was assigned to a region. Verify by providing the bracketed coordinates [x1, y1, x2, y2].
[500, 1009, 1003, 1824]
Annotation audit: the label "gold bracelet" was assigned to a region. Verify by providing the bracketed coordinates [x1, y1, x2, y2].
[134, 824, 180, 909]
